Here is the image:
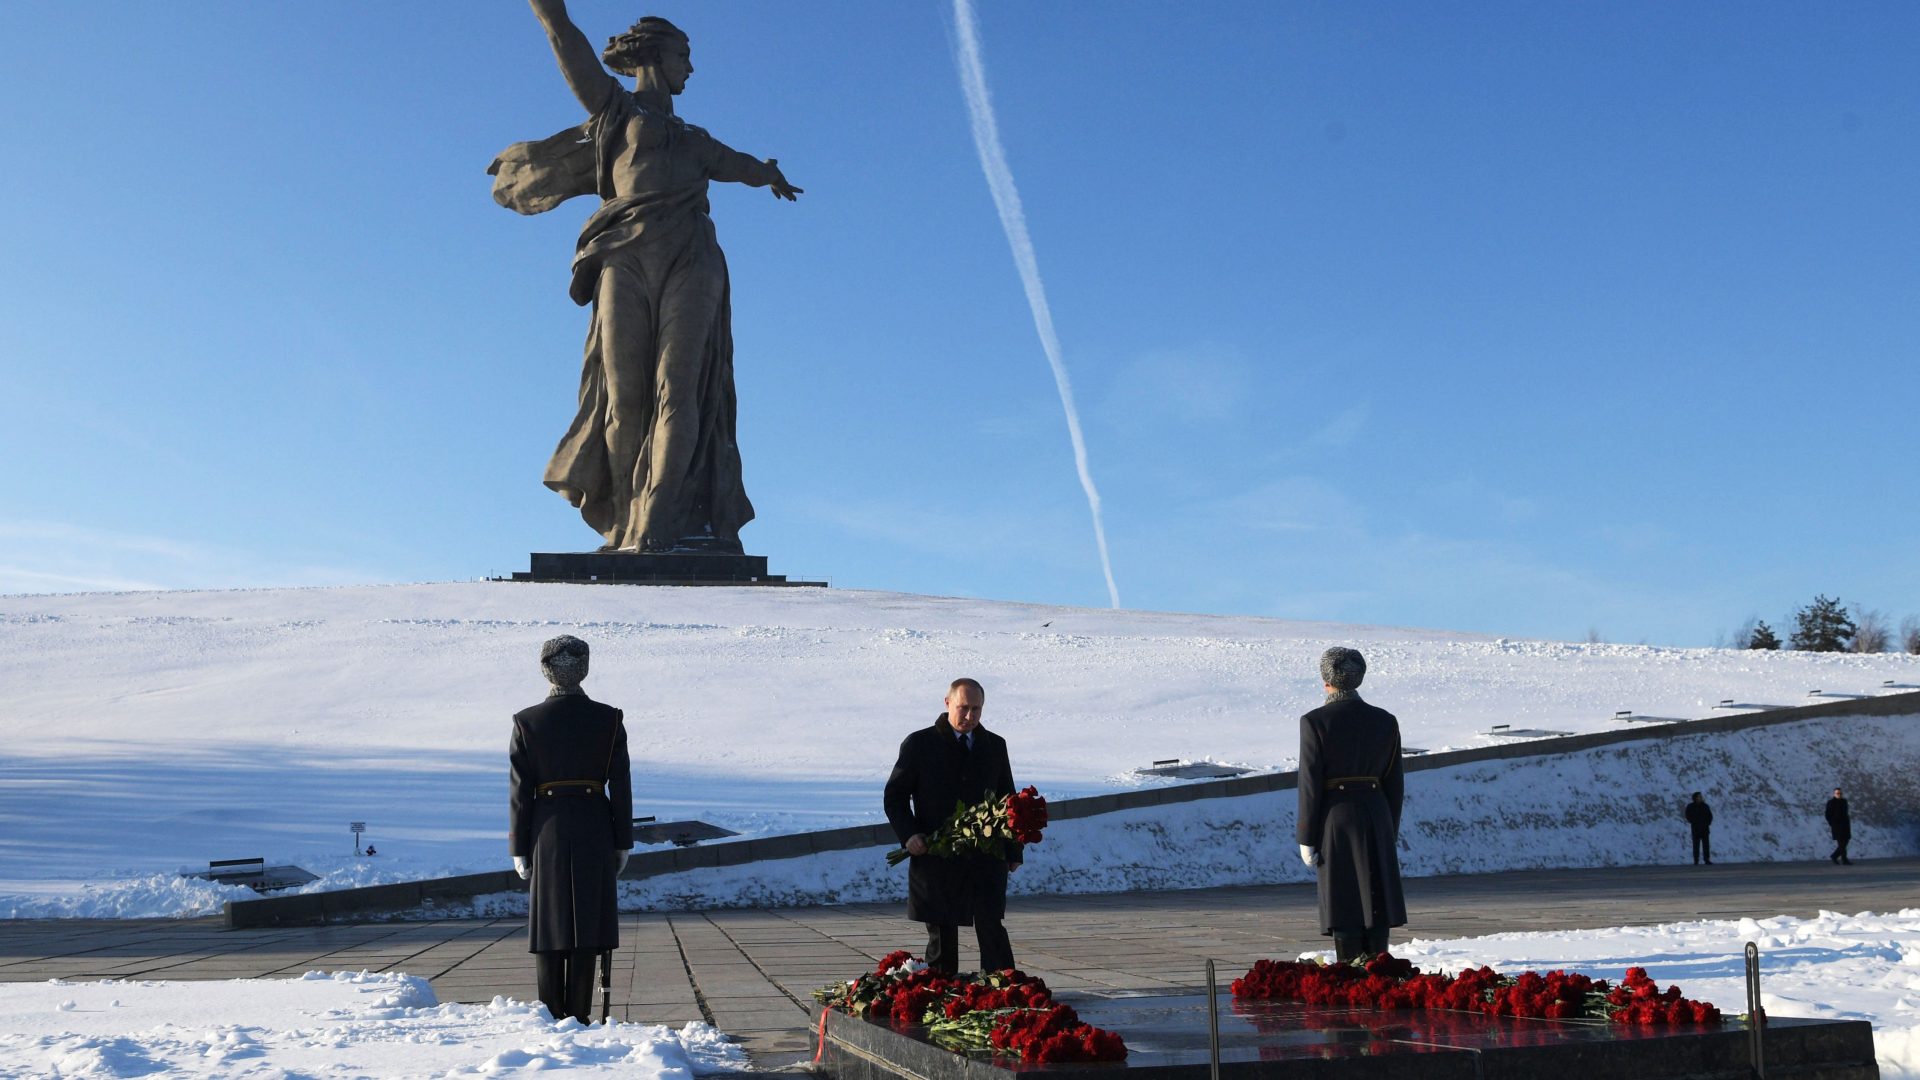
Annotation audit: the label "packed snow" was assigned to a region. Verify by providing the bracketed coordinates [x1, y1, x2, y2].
[2, 582, 1914, 916]
[0, 969, 744, 1079]
[1379, 909, 1920, 1080]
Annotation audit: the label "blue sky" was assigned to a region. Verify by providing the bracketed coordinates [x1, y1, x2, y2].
[1, 2, 1915, 645]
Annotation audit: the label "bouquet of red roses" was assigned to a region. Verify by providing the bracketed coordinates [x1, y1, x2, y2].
[886, 786, 1047, 866]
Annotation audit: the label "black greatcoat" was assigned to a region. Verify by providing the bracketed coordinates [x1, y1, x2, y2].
[1685, 800, 1713, 837]
[1296, 694, 1407, 936]
[509, 694, 634, 953]
[883, 714, 1019, 926]
[1826, 796, 1851, 840]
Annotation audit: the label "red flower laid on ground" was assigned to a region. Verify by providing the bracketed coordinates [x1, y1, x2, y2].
[814, 956, 1124, 1063]
[1232, 955, 1720, 1027]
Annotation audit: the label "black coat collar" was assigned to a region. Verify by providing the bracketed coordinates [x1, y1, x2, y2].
[934, 713, 990, 741]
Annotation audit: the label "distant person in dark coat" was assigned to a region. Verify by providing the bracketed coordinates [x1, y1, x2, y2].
[509, 635, 634, 1023]
[1825, 788, 1852, 865]
[884, 678, 1020, 974]
[1297, 647, 1406, 962]
[1685, 792, 1713, 865]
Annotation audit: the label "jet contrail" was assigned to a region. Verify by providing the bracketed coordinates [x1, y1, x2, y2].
[950, 0, 1120, 609]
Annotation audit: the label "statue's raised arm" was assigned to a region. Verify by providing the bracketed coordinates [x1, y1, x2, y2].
[529, 0, 621, 115]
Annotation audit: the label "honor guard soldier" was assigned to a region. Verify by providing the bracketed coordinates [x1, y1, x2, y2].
[1296, 647, 1407, 962]
[509, 635, 633, 1022]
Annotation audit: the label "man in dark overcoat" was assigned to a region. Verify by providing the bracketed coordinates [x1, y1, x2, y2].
[509, 635, 633, 1022]
[1685, 792, 1713, 865]
[883, 677, 1020, 974]
[1825, 787, 1852, 865]
[1296, 647, 1406, 962]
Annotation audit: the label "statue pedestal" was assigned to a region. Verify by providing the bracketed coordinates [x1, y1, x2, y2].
[508, 551, 824, 587]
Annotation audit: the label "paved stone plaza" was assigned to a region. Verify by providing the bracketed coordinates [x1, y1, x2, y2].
[3, 858, 1912, 1065]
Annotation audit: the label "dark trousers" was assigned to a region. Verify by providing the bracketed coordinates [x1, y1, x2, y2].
[1831, 836, 1851, 863]
[926, 920, 1015, 974]
[1692, 832, 1711, 864]
[535, 948, 600, 1023]
[1331, 926, 1390, 963]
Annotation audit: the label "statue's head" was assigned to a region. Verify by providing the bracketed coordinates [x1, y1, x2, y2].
[603, 16, 692, 89]
[540, 634, 590, 693]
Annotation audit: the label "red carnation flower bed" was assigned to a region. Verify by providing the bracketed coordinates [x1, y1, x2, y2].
[1232, 954, 1721, 1026]
[815, 952, 1125, 1064]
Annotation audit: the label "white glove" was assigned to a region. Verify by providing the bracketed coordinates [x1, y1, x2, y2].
[513, 856, 529, 880]
[615, 850, 630, 875]
[1299, 844, 1320, 868]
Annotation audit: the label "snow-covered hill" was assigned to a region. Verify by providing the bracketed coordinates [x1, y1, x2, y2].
[2, 582, 1914, 916]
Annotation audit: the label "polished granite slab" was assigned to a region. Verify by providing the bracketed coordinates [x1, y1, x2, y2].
[820, 990, 1878, 1080]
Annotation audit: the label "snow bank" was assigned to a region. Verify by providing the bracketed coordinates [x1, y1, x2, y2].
[1384, 909, 1920, 1080]
[0, 873, 259, 920]
[0, 970, 745, 1078]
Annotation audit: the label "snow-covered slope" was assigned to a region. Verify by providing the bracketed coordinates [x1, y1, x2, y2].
[2, 582, 1914, 915]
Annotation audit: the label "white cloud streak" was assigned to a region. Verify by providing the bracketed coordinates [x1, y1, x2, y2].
[0, 520, 382, 596]
[950, 0, 1120, 609]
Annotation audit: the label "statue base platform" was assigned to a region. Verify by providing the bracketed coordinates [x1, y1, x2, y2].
[506, 550, 825, 587]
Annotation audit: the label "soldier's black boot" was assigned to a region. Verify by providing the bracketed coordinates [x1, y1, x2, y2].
[563, 948, 597, 1023]
[535, 951, 569, 1021]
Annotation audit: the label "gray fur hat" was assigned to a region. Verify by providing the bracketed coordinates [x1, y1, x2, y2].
[540, 634, 589, 680]
[1319, 646, 1366, 691]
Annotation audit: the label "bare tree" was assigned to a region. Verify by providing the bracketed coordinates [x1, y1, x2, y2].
[1728, 617, 1758, 650]
[1853, 608, 1891, 653]
[1902, 615, 1920, 655]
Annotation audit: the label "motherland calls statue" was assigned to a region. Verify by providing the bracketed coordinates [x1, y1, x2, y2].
[490, 2, 801, 554]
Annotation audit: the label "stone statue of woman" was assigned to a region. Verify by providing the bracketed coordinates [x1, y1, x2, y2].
[490, 2, 801, 554]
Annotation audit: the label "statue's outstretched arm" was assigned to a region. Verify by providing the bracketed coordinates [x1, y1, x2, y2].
[709, 143, 804, 202]
[529, 0, 619, 116]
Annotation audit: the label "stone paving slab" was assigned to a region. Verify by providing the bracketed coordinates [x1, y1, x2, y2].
[2, 857, 1914, 1064]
